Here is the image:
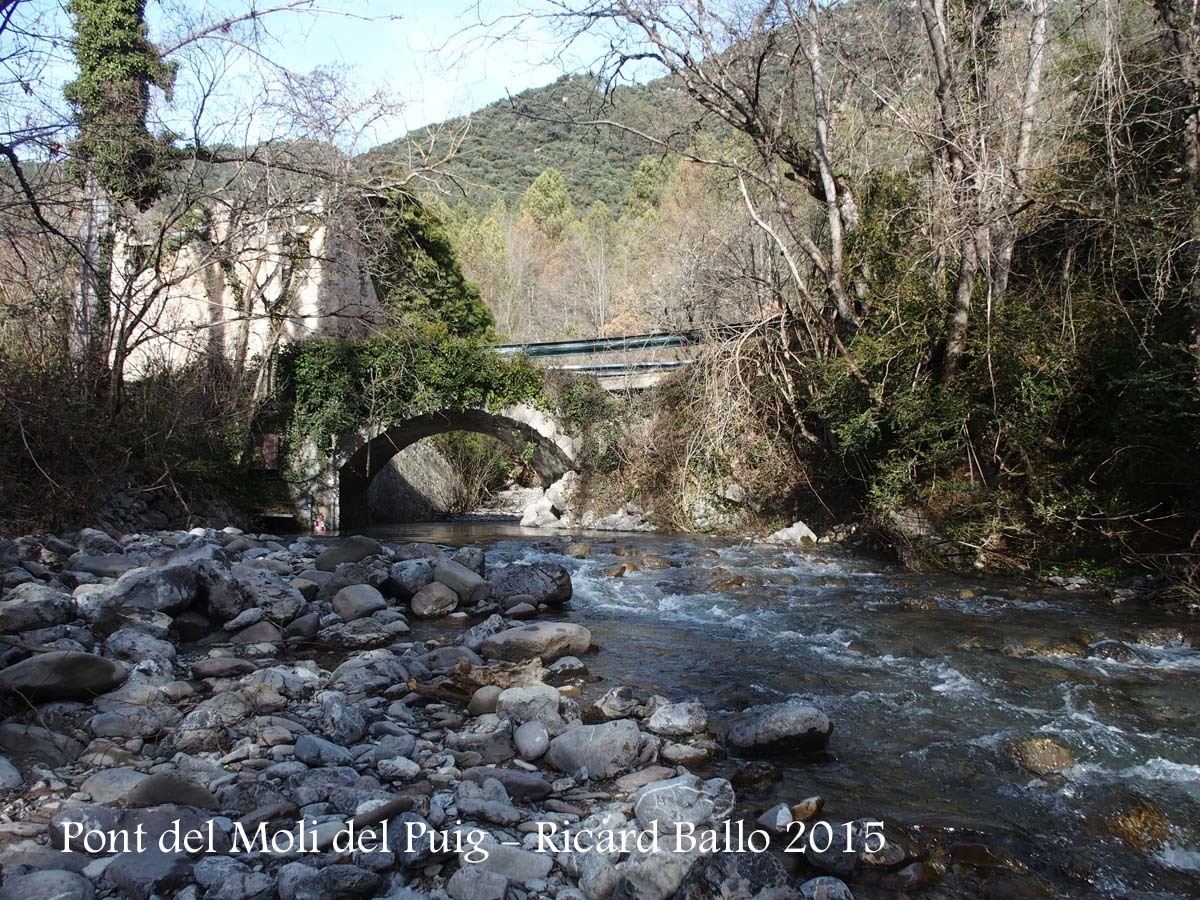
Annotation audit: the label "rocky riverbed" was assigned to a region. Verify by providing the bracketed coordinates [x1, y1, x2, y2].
[0, 526, 868, 900]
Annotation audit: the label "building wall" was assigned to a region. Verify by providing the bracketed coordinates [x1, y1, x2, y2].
[115, 201, 385, 376]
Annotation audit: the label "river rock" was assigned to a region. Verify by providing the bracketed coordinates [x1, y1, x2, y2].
[80, 766, 146, 803]
[632, 773, 734, 830]
[764, 520, 818, 546]
[447, 866, 508, 900]
[411, 581, 458, 618]
[496, 684, 564, 730]
[0, 754, 22, 789]
[333, 584, 387, 621]
[315, 536, 381, 571]
[726, 700, 832, 754]
[1010, 736, 1076, 776]
[675, 852, 789, 900]
[231, 620, 283, 644]
[295, 733, 354, 767]
[104, 849, 194, 900]
[468, 685, 502, 716]
[435, 559, 490, 605]
[0, 583, 75, 633]
[209, 565, 304, 623]
[103, 628, 176, 662]
[0, 870, 94, 900]
[515, 720, 550, 760]
[647, 701, 707, 736]
[468, 835, 553, 883]
[387, 559, 434, 598]
[0, 651, 126, 701]
[481, 622, 591, 662]
[96, 552, 222, 617]
[193, 856, 275, 900]
[546, 719, 642, 778]
[127, 773, 219, 810]
[797, 876, 854, 899]
[488, 562, 572, 604]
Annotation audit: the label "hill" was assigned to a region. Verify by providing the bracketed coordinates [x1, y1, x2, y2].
[366, 73, 706, 212]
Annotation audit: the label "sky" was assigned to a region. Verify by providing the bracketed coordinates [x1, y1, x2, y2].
[157, 0, 611, 149]
[251, 1, 584, 129]
[2, 0, 612, 154]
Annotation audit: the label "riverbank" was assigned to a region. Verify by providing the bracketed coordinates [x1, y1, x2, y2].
[1, 525, 1198, 898]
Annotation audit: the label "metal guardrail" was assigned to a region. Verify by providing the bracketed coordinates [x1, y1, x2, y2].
[549, 360, 692, 375]
[494, 331, 701, 358]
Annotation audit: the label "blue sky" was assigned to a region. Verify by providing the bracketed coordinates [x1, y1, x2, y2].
[154, 0, 609, 149]
[4, 0, 610, 152]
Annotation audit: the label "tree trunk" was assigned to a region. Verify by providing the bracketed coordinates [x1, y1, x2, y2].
[992, 0, 1049, 308]
[1150, 0, 1200, 370]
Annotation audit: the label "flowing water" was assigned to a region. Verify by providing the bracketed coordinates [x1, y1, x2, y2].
[359, 522, 1200, 898]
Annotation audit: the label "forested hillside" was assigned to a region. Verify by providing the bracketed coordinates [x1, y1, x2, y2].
[369, 74, 702, 211]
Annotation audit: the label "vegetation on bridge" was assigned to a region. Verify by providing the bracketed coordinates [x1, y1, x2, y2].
[271, 326, 545, 461]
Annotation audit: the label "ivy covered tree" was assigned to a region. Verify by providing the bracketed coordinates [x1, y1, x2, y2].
[63, 0, 177, 209]
[371, 192, 495, 339]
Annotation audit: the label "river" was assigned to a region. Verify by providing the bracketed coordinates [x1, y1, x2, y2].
[357, 521, 1200, 898]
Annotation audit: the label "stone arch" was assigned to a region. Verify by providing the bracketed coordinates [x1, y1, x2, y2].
[333, 404, 578, 526]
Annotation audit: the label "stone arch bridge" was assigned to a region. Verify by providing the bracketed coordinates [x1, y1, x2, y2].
[291, 404, 580, 530]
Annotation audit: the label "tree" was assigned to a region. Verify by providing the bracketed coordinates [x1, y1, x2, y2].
[63, 0, 177, 209]
[519, 166, 575, 240]
[620, 155, 667, 221]
[371, 193, 494, 339]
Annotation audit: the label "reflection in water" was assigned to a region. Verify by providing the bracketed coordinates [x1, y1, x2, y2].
[358, 522, 1200, 897]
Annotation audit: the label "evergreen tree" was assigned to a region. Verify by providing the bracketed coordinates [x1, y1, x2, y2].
[519, 167, 575, 240]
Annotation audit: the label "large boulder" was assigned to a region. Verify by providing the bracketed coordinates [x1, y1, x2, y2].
[387, 559, 435, 599]
[411, 582, 458, 619]
[726, 700, 832, 754]
[545, 719, 643, 778]
[647, 701, 708, 737]
[332, 584, 387, 621]
[434, 559, 490, 606]
[68, 553, 139, 577]
[481, 622, 591, 662]
[763, 520, 818, 546]
[0, 583, 75, 633]
[674, 852, 790, 900]
[0, 651, 127, 701]
[77, 527, 123, 555]
[0, 723, 84, 767]
[94, 550, 225, 617]
[0, 870, 95, 900]
[632, 774, 735, 830]
[208, 565, 305, 624]
[315, 536, 381, 572]
[488, 563, 572, 605]
[495, 684, 564, 732]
